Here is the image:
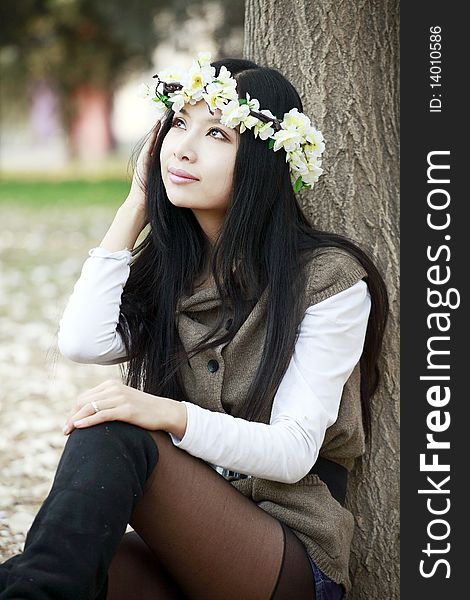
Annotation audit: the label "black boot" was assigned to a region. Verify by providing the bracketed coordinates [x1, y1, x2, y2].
[0, 421, 159, 600]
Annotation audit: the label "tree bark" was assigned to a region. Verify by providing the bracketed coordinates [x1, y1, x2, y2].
[244, 1, 399, 598]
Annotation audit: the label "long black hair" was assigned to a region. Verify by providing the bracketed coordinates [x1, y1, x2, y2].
[117, 58, 389, 447]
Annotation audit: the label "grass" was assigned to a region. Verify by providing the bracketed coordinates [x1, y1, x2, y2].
[0, 178, 131, 207]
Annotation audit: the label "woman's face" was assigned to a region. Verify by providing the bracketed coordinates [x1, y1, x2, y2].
[160, 99, 239, 227]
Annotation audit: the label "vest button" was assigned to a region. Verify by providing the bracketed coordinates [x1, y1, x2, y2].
[207, 359, 219, 373]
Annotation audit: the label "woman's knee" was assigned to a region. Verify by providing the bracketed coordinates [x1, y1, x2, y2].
[69, 420, 146, 439]
[65, 421, 160, 480]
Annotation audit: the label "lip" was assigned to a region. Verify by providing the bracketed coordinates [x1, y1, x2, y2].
[168, 167, 199, 182]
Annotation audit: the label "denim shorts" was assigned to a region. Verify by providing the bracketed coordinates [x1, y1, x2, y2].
[308, 555, 345, 600]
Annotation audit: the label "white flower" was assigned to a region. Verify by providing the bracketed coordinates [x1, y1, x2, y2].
[287, 148, 324, 189]
[245, 92, 260, 113]
[220, 100, 251, 128]
[202, 64, 217, 85]
[304, 129, 325, 158]
[254, 121, 275, 140]
[289, 153, 324, 186]
[203, 89, 224, 112]
[260, 108, 277, 121]
[202, 81, 238, 111]
[192, 60, 216, 86]
[305, 126, 324, 144]
[281, 108, 312, 135]
[197, 51, 212, 66]
[288, 149, 309, 172]
[181, 73, 204, 101]
[152, 97, 168, 115]
[169, 90, 190, 113]
[272, 129, 304, 152]
[201, 66, 237, 113]
[220, 84, 238, 104]
[301, 162, 324, 185]
[136, 83, 151, 99]
[215, 65, 236, 88]
[239, 114, 260, 134]
[220, 98, 258, 133]
[178, 60, 215, 103]
[158, 67, 186, 83]
[251, 109, 275, 140]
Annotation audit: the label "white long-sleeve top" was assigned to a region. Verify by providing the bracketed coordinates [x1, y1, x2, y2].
[58, 246, 371, 484]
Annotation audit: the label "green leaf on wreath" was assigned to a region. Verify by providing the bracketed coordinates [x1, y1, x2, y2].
[294, 176, 303, 193]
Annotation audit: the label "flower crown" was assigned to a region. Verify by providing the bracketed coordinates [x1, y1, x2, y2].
[137, 51, 325, 193]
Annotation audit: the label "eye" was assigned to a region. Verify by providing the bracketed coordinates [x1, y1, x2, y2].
[171, 117, 226, 140]
[208, 127, 226, 140]
[171, 117, 185, 129]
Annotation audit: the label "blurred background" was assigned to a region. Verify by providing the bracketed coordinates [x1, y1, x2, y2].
[1, 0, 244, 175]
[0, 0, 244, 558]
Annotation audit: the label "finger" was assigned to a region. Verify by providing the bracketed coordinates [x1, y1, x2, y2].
[149, 121, 161, 157]
[64, 399, 115, 435]
[74, 385, 112, 412]
[153, 119, 161, 134]
[64, 406, 95, 434]
[74, 390, 93, 412]
[71, 408, 119, 430]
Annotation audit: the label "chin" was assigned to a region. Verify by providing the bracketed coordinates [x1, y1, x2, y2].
[167, 196, 190, 207]
[166, 189, 199, 208]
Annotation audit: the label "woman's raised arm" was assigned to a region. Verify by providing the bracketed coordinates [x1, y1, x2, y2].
[100, 119, 161, 252]
[57, 120, 162, 363]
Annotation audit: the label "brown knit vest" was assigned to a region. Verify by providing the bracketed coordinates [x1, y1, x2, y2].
[175, 247, 369, 593]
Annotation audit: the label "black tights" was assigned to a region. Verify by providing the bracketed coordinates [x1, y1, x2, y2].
[0, 422, 316, 600]
[107, 429, 316, 600]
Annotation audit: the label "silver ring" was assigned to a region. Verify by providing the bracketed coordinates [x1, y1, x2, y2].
[91, 400, 100, 413]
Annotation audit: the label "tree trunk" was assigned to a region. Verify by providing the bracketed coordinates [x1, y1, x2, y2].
[244, 1, 399, 598]
[67, 84, 114, 161]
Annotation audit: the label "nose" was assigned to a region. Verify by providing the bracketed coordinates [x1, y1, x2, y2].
[174, 138, 197, 163]
[175, 149, 196, 162]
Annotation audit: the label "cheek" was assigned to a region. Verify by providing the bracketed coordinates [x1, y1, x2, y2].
[223, 152, 236, 185]
[160, 128, 177, 161]
[211, 152, 236, 199]
[159, 139, 170, 166]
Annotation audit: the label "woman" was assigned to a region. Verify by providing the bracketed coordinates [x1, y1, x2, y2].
[0, 54, 388, 599]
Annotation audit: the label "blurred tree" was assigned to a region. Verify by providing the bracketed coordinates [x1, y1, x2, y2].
[0, 0, 244, 159]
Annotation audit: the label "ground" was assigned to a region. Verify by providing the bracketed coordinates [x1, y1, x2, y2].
[0, 203, 137, 561]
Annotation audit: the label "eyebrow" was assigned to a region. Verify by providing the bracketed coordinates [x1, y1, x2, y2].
[179, 106, 228, 125]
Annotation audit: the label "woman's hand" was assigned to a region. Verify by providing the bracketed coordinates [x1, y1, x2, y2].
[62, 379, 179, 435]
[126, 120, 162, 218]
